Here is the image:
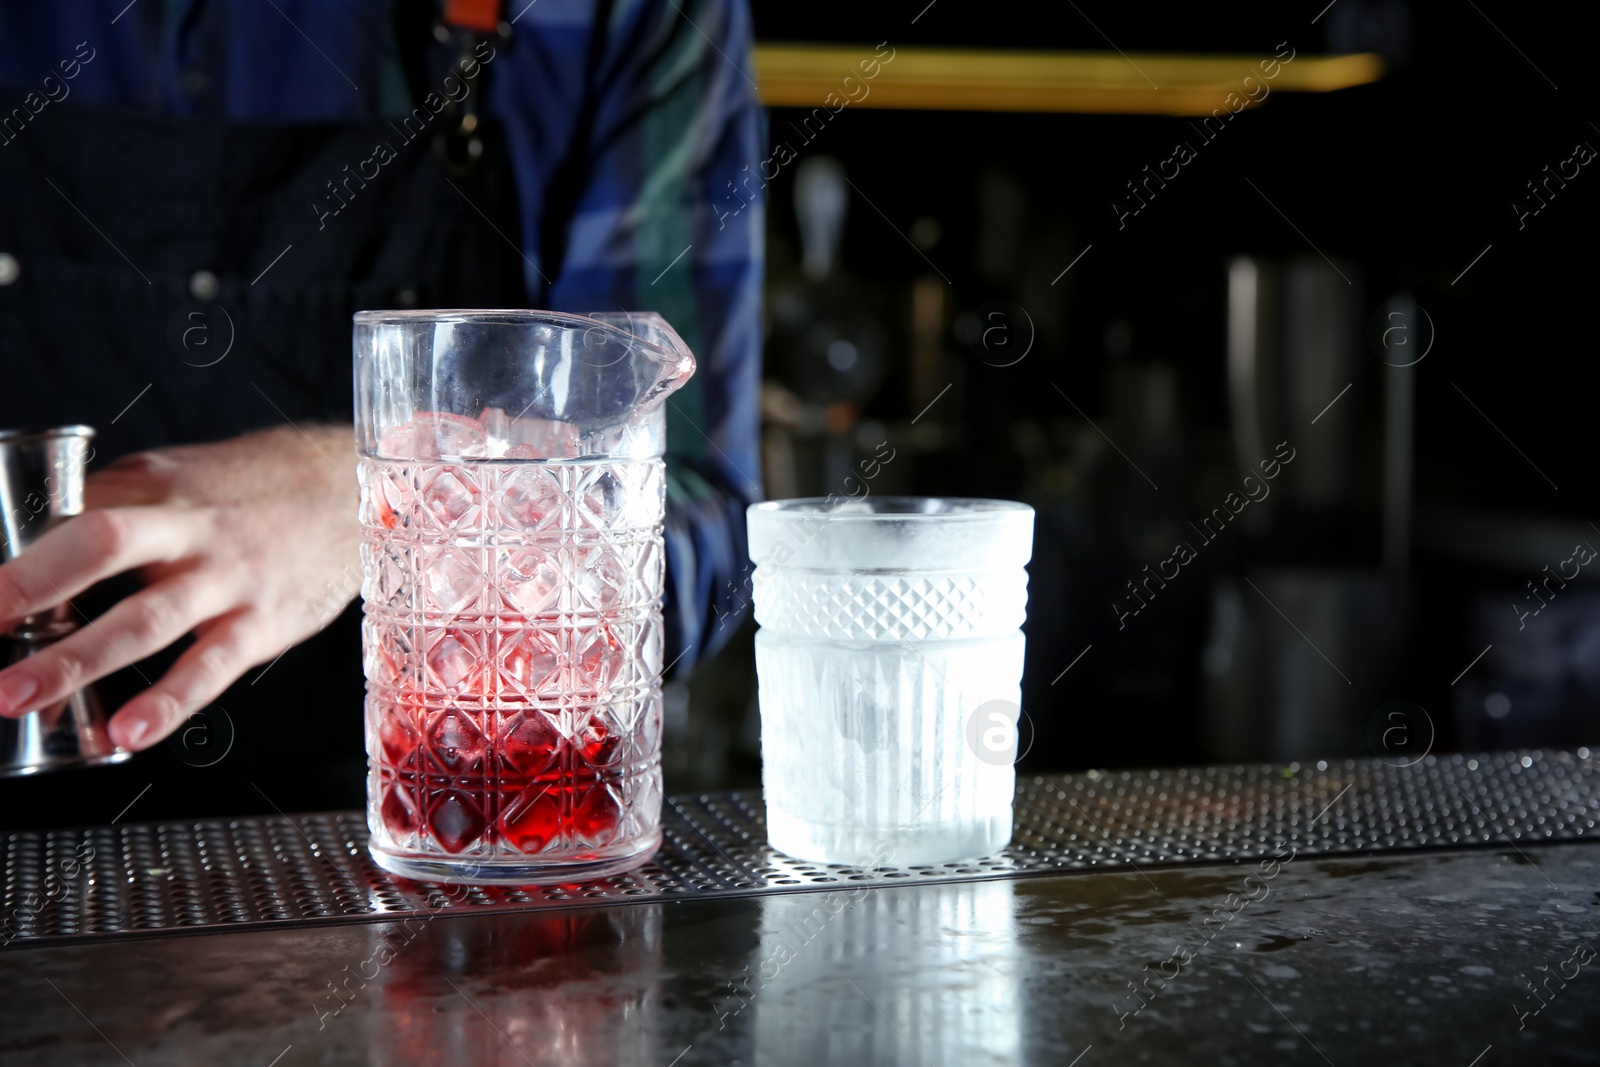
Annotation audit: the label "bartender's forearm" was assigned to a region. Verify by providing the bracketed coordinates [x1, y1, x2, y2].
[0, 424, 361, 747]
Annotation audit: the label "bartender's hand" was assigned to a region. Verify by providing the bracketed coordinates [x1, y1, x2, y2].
[0, 425, 360, 750]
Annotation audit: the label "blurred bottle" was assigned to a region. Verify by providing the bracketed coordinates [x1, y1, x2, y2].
[763, 157, 892, 496]
[765, 157, 889, 413]
[1203, 255, 1414, 761]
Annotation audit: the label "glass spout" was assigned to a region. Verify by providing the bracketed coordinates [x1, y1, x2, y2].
[354, 310, 697, 462]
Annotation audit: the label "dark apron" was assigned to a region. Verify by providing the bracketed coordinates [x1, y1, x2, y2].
[0, 48, 525, 827]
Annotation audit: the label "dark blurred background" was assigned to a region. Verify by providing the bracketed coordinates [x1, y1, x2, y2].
[666, 0, 1600, 792]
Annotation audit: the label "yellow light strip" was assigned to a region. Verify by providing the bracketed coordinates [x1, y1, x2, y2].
[752, 45, 1384, 116]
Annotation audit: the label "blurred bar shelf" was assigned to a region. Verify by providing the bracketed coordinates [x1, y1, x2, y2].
[752, 44, 1384, 114]
[1417, 506, 1600, 573]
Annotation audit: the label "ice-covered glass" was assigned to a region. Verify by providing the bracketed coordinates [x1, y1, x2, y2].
[748, 497, 1035, 866]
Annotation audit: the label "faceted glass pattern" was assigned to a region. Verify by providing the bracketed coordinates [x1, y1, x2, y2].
[751, 570, 1027, 642]
[360, 457, 666, 878]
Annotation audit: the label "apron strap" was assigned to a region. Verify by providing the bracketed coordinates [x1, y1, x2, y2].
[435, 0, 508, 176]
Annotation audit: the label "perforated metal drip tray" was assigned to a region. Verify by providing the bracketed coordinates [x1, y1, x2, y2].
[4, 750, 1597, 948]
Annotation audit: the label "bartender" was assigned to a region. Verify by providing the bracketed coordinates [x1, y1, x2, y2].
[0, 0, 763, 824]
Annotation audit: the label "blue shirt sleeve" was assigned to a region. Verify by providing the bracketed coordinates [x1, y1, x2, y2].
[504, 0, 765, 676]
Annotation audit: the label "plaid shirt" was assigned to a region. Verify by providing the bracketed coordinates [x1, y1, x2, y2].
[0, 0, 765, 674]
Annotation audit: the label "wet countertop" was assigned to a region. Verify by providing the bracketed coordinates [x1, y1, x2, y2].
[3, 842, 1598, 1065]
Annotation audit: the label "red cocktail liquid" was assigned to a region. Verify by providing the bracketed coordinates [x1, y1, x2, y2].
[372, 621, 629, 856]
[375, 712, 621, 852]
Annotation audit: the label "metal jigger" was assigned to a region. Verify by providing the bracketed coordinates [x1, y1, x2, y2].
[0, 426, 129, 776]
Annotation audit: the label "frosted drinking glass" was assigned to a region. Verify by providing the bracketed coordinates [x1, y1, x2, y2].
[748, 497, 1035, 866]
[354, 310, 694, 884]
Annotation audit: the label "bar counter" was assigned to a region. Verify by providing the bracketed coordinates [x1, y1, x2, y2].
[4, 752, 1598, 1065]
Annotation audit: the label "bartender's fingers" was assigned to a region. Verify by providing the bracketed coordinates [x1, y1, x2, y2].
[108, 609, 262, 750]
[0, 507, 201, 628]
[0, 569, 235, 721]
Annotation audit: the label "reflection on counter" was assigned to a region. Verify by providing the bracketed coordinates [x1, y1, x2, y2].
[361, 906, 662, 1066]
[750, 881, 1020, 1066]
